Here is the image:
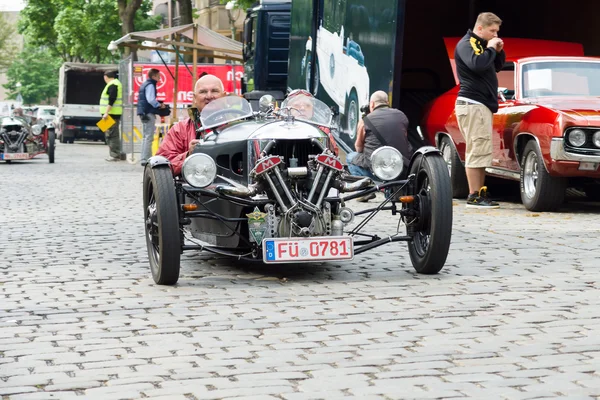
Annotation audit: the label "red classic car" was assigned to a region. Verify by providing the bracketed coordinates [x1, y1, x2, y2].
[422, 38, 600, 211]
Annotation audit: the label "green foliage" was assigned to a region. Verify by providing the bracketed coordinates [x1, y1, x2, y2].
[18, 0, 160, 63]
[2, 46, 62, 105]
[219, 0, 256, 11]
[0, 14, 18, 71]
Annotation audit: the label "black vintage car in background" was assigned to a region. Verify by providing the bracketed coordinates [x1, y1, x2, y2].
[143, 93, 452, 285]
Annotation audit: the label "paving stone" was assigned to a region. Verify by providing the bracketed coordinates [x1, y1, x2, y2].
[2, 143, 600, 398]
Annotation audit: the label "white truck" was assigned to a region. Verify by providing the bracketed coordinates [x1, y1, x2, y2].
[56, 63, 118, 143]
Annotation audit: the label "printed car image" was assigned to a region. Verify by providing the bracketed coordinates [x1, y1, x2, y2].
[422, 38, 600, 211]
[302, 24, 370, 143]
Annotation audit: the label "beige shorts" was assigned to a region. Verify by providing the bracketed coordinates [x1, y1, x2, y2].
[455, 103, 493, 168]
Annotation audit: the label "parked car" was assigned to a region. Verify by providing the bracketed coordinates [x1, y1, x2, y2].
[0, 114, 55, 163]
[33, 106, 58, 126]
[143, 92, 452, 285]
[422, 38, 600, 211]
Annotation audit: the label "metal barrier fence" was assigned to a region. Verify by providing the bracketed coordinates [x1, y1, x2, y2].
[118, 55, 183, 163]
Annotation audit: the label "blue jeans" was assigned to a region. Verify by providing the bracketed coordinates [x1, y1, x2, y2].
[346, 151, 375, 179]
[140, 113, 156, 163]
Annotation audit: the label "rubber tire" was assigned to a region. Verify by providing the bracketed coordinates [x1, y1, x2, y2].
[520, 140, 566, 211]
[143, 165, 181, 285]
[59, 135, 66, 144]
[48, 130, 55, 164]
[439, 136, 469, 198]
[345, 90, 359, 140]
[407, 153, 453, 274]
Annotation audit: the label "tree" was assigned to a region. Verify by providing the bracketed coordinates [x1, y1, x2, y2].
[0, 14, 18, 71]
[2, 46, 62, 105]
[220, 0, 255, 10]
[19, 0, 160, 62]
[177, 0, 194, 26]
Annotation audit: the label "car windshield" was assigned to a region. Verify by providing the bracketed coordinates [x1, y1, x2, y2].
[522, 61, 600, 98]
[41, 109, 56, 116]
[280, 93, 332, 126]
[200, 96, 253, 129]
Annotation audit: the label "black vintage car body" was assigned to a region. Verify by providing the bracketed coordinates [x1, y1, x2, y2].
[143, 94, 452, 285]
[0, 115, 55, 163]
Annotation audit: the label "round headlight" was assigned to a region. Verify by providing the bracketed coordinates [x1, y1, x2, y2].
[568, 129, 586, 147]
[593, 131, 600, 148]
[32, 125, 42, 135]
[370, 146, 404, 181]
[181, 153, 216, 188]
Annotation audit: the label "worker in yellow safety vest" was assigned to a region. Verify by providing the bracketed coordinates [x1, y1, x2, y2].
[100, 70, 123, 162]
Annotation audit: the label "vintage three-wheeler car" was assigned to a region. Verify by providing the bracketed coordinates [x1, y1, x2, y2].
[143, 93, 452, 285]
[0, 115, 55, 163]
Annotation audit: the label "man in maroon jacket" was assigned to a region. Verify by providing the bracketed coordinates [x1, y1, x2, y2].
[155, 74, 226, 175]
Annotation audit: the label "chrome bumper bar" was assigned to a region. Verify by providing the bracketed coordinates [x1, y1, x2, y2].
[550, 138, 600, 162]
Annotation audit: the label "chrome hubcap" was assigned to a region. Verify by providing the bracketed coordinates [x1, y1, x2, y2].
[523, 152, 539, 199]
[348, 100, 358, 139]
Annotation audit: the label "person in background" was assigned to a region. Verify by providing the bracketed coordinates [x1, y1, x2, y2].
[137, 68, 166, 166]
[155, 74, 226, 176]
[346, 90, 410, 202]
[100, 70, 123, 162]
[454, 12, 505, 208]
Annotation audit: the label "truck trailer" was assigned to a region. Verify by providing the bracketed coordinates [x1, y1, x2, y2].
[57, 63, 118, 144]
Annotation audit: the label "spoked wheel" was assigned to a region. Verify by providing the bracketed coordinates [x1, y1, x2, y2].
[48, 130, 55, 164]
[143, 165, 181, 285]
[406, 153, 453, 274]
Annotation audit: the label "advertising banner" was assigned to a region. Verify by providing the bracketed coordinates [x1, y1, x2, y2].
[132, 64, 244, 105]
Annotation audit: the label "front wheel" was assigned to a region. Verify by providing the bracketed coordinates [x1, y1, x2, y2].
[143, 165, 181, 285]
[520, 140, 566, 211]
[48, 130, 55, 164]
[406, 153, 453, 274]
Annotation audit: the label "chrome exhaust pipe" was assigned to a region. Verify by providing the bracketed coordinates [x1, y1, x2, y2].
[334, 177, 373, 192]
[215, 175, 259, 197]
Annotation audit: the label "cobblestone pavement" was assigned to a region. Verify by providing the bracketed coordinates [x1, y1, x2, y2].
[1, 142, 600, 400]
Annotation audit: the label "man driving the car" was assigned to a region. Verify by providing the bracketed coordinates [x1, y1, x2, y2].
[282, 90, 339, 156]
[287, 93, 314, 119]
[155, 74, 226, 175]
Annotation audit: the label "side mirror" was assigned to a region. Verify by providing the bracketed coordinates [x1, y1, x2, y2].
[259, 95, 276, 113]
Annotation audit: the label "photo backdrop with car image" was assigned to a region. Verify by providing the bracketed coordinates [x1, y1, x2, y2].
[287, 0, 401, 152]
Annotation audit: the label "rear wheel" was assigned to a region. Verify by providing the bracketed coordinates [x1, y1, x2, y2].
[406, 153, 453, 274]
[143, 165, 181, 285]
[520, 140, 566, 211]
[48, 130, 55, 163]
[439, 136, 469, 198]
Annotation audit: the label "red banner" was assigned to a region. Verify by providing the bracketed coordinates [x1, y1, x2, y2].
[132, 64, 244, 105]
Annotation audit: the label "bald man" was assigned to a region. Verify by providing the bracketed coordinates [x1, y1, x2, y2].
[155, 74, 226, 175]
[346, 90, 410, 201]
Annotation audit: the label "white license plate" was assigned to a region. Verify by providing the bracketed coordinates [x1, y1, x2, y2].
[84, 126, 100, 131]
[579, 162, 598, 171]
[1, 153, 29, 160]
[262, 236, 354, 263]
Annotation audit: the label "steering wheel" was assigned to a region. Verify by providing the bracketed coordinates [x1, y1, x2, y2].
[203, 108, 249, 125]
